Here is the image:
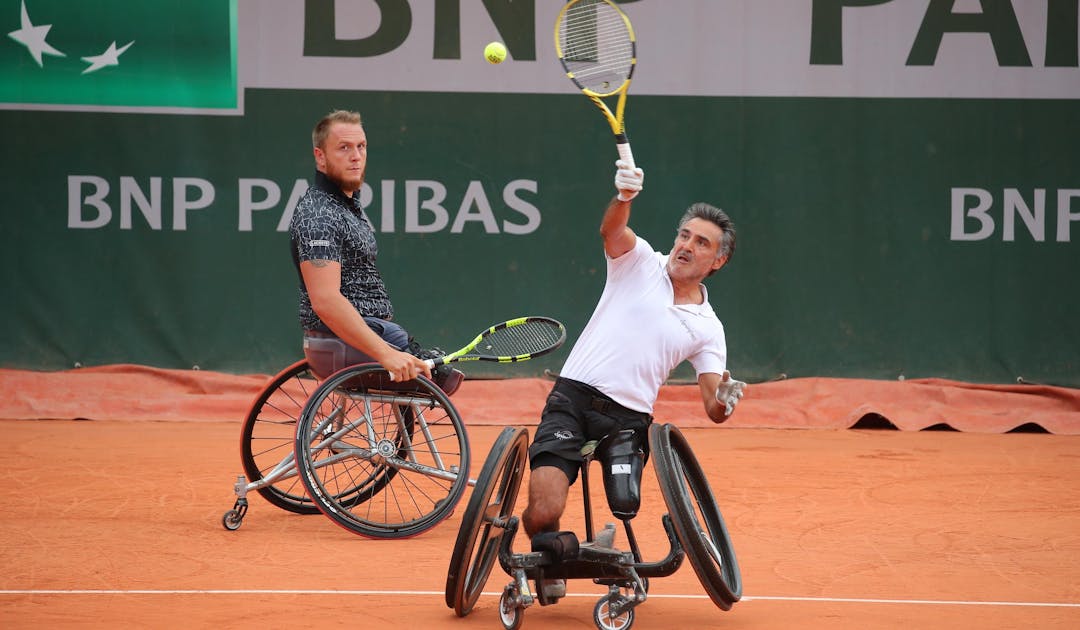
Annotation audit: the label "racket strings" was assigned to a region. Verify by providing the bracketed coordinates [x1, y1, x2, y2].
[478, 321, 564, 358]
[558, 1, 634, 93]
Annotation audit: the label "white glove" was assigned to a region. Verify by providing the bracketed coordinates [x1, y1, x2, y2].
[714, 370, 747, 416]
[614, 160, 644, 202]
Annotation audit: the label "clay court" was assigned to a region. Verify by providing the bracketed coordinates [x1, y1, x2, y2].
[1, 367, 1079, 629]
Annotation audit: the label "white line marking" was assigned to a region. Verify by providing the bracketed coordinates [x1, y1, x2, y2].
[742, 596, 1080, 608]
[0, 590, 1077, 608]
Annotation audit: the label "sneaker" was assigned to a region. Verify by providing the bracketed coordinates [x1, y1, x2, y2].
[540, 578, 566, 599]
[592, 523, 616, 549]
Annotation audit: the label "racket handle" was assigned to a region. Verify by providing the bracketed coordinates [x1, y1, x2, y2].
[391, 358, 439, 380]
[615, 137, 635, 170]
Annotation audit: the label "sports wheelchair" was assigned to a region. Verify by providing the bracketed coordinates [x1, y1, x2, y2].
[445, 423, 742, 630]
[222, 359, 470, 539]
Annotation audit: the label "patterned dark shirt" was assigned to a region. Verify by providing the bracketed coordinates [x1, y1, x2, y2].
[290, 171, 393, 332]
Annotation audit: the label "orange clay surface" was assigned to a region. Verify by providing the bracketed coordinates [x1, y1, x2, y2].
[1, 369, 1079, 629]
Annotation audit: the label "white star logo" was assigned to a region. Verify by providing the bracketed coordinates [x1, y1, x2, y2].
[7, 0, 65, 66]
[82, 40, 134, 74]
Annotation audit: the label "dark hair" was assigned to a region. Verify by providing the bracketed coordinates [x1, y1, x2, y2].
[678, 203, 736, 272]
[312, 110, 362, 149]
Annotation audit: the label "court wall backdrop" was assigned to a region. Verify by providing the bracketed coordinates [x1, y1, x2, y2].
[1, 0, 1077, 386]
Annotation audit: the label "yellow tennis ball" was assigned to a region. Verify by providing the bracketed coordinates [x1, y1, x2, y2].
[484, 41, 507, 64]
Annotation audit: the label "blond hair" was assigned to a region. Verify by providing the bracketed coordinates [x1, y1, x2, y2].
[312, 110, 362, 149]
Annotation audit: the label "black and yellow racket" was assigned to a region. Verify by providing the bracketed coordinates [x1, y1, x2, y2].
[554, 0, 638, 168]
[423, 317, 566, 368]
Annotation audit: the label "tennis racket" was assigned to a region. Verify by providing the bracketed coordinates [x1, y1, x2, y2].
[423, 316, 566, 368]
[554, 0, 638, 168]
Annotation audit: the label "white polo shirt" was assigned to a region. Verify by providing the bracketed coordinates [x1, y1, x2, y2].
[560, 236, 727, 414]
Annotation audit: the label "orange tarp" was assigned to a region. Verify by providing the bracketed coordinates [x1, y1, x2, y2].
[1, 365, 1078, 434]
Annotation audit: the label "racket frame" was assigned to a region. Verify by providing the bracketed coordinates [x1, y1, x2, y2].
[554, 0, 637, 167]
[424, 316, 567, 367]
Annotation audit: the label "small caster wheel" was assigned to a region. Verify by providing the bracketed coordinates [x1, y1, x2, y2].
[499, 586, 524, 630]
[222, 509, 243, 531]
[594, 595, 634, 630]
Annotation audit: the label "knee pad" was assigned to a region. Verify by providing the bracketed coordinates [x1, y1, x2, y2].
[597, 429, 645, 520]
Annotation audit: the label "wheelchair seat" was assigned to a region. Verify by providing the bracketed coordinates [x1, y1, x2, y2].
[304, 333, 464, 395]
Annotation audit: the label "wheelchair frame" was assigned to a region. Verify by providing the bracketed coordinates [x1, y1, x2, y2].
[223, 360, 471, 539]
[445, 424, 741, 630]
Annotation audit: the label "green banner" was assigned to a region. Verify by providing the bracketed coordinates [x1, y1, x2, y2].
[1, 0, 236, 109]
[2, 0, 1078, 387]
[2, 89, 1078, 386]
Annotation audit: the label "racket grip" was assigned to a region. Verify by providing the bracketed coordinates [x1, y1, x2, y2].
[390, 358, 439, 381]
[615, 139, 635, 170]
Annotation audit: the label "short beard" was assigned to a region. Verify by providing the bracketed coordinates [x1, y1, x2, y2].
[327, 169, 364, 196]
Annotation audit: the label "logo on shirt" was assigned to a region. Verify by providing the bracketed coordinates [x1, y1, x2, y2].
[554, 430, 573, 440]
[678, 317, 697, 340]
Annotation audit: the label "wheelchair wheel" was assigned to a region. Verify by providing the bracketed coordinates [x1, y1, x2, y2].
[649, 423, 742, 610]
[498, 584, 524, 630]
[240, 359, 321, 514]
[295, 363, 470, 539]
[594, 594, 634, 630]
[445, 426, 529, 617]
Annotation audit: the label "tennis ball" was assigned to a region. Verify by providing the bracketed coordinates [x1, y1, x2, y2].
[484, 41, 507, 64]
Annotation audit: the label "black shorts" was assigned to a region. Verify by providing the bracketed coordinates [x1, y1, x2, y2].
[528, 377, 652, 484]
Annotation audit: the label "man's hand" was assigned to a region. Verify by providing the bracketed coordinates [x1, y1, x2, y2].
[383, 349, 432, 383]
[714, 370, 747, 416]
[614, 159, 644, 201]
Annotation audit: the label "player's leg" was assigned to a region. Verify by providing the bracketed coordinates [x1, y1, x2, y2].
[520, 459, 574, 601]
[521, 462, 572, 537]
[522, 381, 588, 536]
[361, 317, 409, 350]
[595, 428, 647, 521]
[522, 381, 590, 602]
